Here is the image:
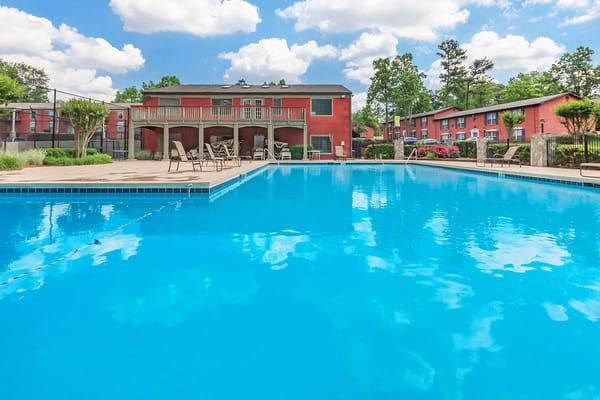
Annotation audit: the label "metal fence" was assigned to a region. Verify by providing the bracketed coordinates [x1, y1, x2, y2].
[547, 135, 600, 167]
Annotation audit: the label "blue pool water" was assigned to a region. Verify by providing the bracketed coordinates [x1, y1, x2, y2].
[1, 164, 600, 399]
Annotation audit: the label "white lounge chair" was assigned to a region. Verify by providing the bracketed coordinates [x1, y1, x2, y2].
[222, 145, 241, 167]
[204, 143, 225, 171]
[253, 148, 265, 160]
[280, 147, 292, 160]
[169, 141, 202, 172]
[334, 145, 348, 161]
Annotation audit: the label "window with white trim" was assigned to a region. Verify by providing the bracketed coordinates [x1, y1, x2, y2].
[420, 116, 427, 126]
[29, 120, 36, 132]
[421, 129, 428, 139]
[212, 98, 232, 116]
[310, 135, 332, 153]
[456, 132, 466, 140]
[441, 133, 449, 141]
[456, 116, 466, 128]
[311, 99, 332, 116]
[485, 129, 499, 140]
[513, 128, 524, 140]
[486, 112, 498, 125]
[440, 119, 449, 130]
[117, 121, 125, 133]
[159, 98, 180, 106]
[272, 98, 282, 116]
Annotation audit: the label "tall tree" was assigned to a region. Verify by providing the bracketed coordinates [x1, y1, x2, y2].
[464, 58, 494, 109]
[392, 53, 432, 121]
[114, 75, 182, 102]
[0, 73, 25, 105]
[114, 86, 142, 103]
[60, 99, 110, 158]
[555, 99, 599, 135]
[500, 71, 561, 103]
[436, 39, 467, 108]
[0, 60, 49, 102]
[367, 58, 396, 124]
[352, 107, 381, 136]
[141, 75, 181, 91]
[550, 46, 600, 97]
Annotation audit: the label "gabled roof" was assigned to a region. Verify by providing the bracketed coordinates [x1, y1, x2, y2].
[143, 84, 352, 96]
[433, 93, 579, 120]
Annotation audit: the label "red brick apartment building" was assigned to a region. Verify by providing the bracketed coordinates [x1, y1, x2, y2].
[384, 93, 579, 142]
[129, 83, 353, 160]
[0, 102, 132, 140]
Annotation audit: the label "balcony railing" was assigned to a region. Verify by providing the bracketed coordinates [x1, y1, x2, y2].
[131, 106, 306, 124]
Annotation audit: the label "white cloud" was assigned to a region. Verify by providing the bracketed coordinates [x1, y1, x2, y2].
[276, 0, 502, 41]
[0, 6, 145, 100]
[560, 0, 600, 25]
[341, 32, 398, 84]
[219, 38, 337, 83]
[425, 30, 564, 89]
[352, 92, 368, 110]
[110, 0, 261, 36]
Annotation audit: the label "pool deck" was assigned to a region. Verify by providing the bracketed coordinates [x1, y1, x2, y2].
[1, 159, 599, 190]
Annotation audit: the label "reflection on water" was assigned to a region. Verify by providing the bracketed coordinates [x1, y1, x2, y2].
[2, 165, 600, 399]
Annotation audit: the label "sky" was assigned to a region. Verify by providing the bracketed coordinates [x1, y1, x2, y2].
[0, 0, 598, 108]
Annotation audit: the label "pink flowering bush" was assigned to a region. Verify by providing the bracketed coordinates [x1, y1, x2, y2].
[416, 145, 460, 158]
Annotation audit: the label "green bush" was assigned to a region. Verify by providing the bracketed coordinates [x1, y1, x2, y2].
[0, 154, 25, 170]
[552, 146, 597, 167]
[289, 144, 313, 160]
[365, 144, 395, 159]
[135, 150, 153, 160]
[455, 141, 477, 158]
[44, 153, 112, 166]
[404, 144, 416, 157]
[44, 147, 98, 158]
[487, 143, 530, 164]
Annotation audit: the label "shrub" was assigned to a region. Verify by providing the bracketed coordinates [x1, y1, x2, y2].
[487, 143, 530, 164]
[0, 154, 25, 170]
[12, 149, 46, 166]
[135, 150, 153, 160]
[455, 141, 477, 158]
[44, 147, 98, 158]
[365, 144, 395, 159]
[44, 153, 112, 166]
[416, 145, 459, 158]
[551, 145, 598, 167]
[289, 144, 313, 160]
[404, 144, 417, 157]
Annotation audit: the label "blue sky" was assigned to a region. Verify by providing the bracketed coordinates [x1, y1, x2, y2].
[0, 0, 598, 106]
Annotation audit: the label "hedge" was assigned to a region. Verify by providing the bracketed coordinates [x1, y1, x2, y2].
[289, 144, 313, 160]
[552, 146, 600, 167]
[365, 144, 395, 159]
[44, 153, 112, 166]
[44, 147, 98, 158]
[135, 150, 153, 160]
[487, 143, 530, 164]
[455, 141, 477, 158]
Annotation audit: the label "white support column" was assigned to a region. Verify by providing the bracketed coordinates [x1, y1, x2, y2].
[233, 123, 239, 156]
[163, 123, 170, 160]
[10, 111, 16, 140]
[267, 124, 274, 157]
[303, 124, 308, 160]
[128, 122, 135, 159]
[198, 124, 204, 156]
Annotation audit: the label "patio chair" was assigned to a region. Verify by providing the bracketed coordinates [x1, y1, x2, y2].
[222, 145, 242, 167]
[169, 141, 202, 172]
[280, 147, 292, 160]
[334, 145, 348, 161]
[253, 147, 265, 160]
[580, 163, 600, 178]
[483, 146, 521, 167]
[204, 143, 225, 171]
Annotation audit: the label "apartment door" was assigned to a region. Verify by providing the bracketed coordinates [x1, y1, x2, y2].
[243, 99, 263, 120]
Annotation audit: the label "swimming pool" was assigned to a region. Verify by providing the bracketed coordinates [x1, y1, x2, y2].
[1, 164, 599, 399]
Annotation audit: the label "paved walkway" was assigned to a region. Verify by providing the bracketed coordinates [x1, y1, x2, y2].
[0, 160, 268, 188]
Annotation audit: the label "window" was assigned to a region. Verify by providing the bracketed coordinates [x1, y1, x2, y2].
[272, 98, 282, 116]
[311, 98, 332, 116]
[470, 129, 479, 138]
[485, 129, 499, 140]
[117, 121, 125, 133]
[310, 135, 332, 153]
[456, 116, 465, 128]
[486, 112, 497, 125]
[212, 98, 233, 116]
[512, 108, 523, 115]
[441, 133, 449, 142]
[513, 128, 524, 140]
[159, 98, 180, 106]
[410, 119, 416, 128]
[48, 121, 54, 132]
[421, 116, 427, 126]
[456, 132, 466, 140]
[440, 119, 449, 130]
[29, 120, 36, 132]
[421, 129, 428, 139]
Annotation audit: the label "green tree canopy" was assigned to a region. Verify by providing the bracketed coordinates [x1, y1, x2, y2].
[114, 86, 142, 103]
[550, 47, 600, 97]
[0, 59, 49, 102]
[465, 58, 495, 109]
[114, 75, 182, 103]
[555, 98, 599, 135]
[501, 110, 525, 139]
[60, 99, 110, 158]
[0, 73, 25, 105]
[500, 71, 561, 103]
[352, 107, 381, 136]
[142, 75, 182, 91]
[436, 39, 467, 108]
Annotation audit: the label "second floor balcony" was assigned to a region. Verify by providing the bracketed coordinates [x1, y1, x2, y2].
[131, 106, 306, 126]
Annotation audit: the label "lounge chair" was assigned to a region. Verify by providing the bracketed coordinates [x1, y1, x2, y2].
[169, 141, 202, 172]
[204, 143, 225, 171]
[335, 145, 348, 161]
[253, 148, 265, 160]
[222, 145, 241, 167]
[280, 147, 292, 160]
[580, 163, 600, 177]
[483, 146, 521, 167]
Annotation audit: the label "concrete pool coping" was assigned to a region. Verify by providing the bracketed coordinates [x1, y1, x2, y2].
[1, 159, 599, 192]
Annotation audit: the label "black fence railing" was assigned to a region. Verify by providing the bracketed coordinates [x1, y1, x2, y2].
[548, 134, 600, 167]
